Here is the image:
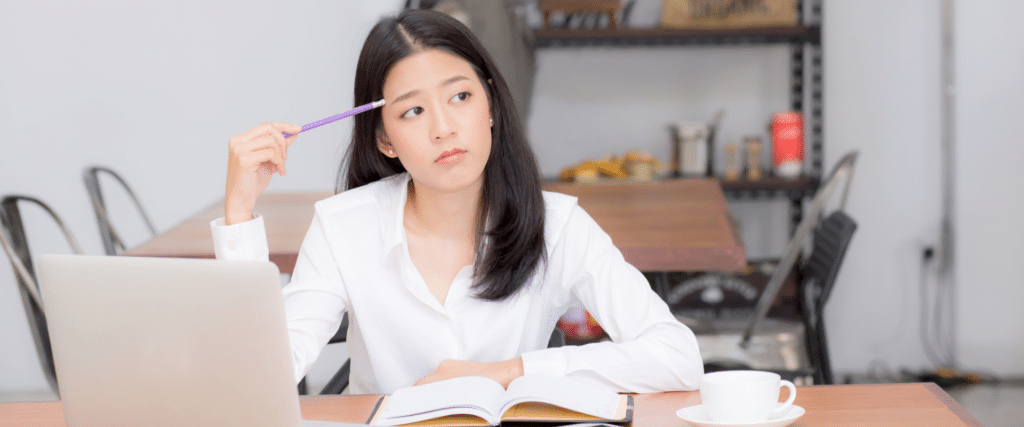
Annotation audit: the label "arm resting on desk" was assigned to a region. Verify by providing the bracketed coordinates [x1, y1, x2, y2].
[521, 201, 703, 393]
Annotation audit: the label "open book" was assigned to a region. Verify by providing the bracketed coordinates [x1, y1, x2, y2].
[367, 375, 632, 426]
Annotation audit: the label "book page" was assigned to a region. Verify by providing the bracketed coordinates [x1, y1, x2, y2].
[369, 397, 493, 426]
[374, 376, 505, 425]
[498, 375, 622, 420]
[393, 413, 492, 427]
[501, 396, 630, 422]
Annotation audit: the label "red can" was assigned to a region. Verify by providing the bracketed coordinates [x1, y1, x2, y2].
[771, 112, 803, 178]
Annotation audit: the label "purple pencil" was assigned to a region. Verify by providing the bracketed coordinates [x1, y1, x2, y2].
[283, 99, 386, 138]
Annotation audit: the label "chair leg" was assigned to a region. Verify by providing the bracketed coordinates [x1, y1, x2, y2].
[319, 359, 351, 395]
[802, 318, 823, 385]
[798, 282, 824, 385]
[817, 320, 834, 385]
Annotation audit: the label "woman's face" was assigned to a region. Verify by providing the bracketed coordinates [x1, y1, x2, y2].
[378, 48, 492, 195]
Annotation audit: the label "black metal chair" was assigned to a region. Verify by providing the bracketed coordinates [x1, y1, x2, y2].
[706, 211, 858, 386]
[83, 166, 157, 255]
[736, 151, 859, 385]
[797, 210, 857, 385]
[0, 195, 84, 395]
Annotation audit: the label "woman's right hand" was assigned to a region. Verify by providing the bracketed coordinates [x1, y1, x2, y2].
[224, 122, 301, 225]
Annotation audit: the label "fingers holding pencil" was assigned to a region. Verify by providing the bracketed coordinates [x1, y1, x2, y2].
[222, 100, 385, 225]
[224, 122, 301, 225]
[231, 122, 298, 174]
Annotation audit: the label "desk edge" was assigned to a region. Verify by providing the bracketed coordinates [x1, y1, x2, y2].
[922, 382, 984, 426]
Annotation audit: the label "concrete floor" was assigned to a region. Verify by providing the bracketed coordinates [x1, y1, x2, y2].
[945, 382, 1024, 427]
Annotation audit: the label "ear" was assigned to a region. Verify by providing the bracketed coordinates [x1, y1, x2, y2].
[376, 130, 397, 158]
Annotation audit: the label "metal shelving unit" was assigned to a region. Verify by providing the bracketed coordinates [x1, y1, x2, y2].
[534, 25, 820, 47]
[720, 176, 819, 199]
[534, 0, 824, 235]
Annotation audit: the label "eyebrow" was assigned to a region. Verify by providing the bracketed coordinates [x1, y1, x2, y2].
[392, 75, 471, 104]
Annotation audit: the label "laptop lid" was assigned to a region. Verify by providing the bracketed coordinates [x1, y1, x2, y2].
[37, 254, 302, 427]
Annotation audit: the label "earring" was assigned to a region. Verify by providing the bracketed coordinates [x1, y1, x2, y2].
[388, 149, 394, 155]
[489, 118, 493, 126]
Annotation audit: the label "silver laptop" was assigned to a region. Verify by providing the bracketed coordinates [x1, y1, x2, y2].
[37, 254, 358, 427]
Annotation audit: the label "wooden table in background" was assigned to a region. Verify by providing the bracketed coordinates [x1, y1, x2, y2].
[127, 192, 325, 274]
[127, 179, 745, 273]
[544, 179, 744, 271]
[0, 383, 981, 426]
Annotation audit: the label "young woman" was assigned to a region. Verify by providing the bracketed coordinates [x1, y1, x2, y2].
[212, 9, 702, 395]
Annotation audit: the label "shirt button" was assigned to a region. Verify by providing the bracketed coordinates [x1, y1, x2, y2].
[227, 240, 237, 250]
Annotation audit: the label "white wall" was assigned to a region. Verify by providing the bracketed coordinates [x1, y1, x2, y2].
[0, 0, 402, 396]
[954, 1, 1024, 375]
[821, 0, 1024, 378]
[819, 0, 945, 375]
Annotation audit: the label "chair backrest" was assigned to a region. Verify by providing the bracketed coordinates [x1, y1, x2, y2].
[83, 166, 157, 255]
[0, 195, 83, 394]
[739, 151, 858, 347]
[804, 210, 858, 320]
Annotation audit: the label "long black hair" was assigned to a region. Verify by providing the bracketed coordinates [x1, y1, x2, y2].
[338, 10, 545, 302]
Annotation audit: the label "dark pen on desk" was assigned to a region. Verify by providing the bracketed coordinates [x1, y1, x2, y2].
[282, 99, 386, 138]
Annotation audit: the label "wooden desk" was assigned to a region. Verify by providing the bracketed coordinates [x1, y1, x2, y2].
[0, 383, 981, 426]
[127, 192, 325, 274]
[545, 179, 744, 271]
[127, 179, 745, 273]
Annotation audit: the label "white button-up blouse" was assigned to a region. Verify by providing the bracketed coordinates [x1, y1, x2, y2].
[211, 173, 702, 395]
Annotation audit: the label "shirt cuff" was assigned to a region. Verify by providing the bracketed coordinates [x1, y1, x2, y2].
[210, 214, 269, 261]
[520, 347, 570, 377]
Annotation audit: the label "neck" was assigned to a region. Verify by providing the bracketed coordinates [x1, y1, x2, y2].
[404, 178, 484, 242]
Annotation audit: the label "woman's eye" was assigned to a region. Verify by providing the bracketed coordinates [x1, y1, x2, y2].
[400, 106, 424, 119]
[451, 91, 471, 103]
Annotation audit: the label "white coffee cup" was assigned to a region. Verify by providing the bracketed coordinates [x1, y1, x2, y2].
[699, 370, 797, 423]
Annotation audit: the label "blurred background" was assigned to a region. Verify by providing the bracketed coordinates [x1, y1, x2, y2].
[1, 0, 1022, 424]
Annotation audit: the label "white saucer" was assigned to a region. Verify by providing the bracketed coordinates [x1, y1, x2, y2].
[675, 404, 805, 427]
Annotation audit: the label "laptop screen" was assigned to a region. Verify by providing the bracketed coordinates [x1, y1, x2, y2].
[38, 254, 302, 427]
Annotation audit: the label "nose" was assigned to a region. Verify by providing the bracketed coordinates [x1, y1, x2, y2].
[430, 105, 456, 142]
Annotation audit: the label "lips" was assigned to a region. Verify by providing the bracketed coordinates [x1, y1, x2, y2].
[435, 148, 467, 165]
